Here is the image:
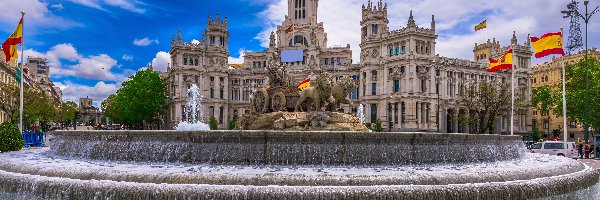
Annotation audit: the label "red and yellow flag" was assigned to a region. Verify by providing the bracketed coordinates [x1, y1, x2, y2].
[488, 49, 513, 72]
[530, 32, 565, 58]
[297, 77, 310, 91]
[474, 20, 487, 31]
[2, 17, 23, 62]
[285, 24, 294, 33]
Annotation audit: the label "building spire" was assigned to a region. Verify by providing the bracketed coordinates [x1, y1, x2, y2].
[431, 15, 435, 30]
[511, 31, 517, 45]
[408, 10, 416, 27]
[171, 34, 175, 45]
[177, 28, 182, 43]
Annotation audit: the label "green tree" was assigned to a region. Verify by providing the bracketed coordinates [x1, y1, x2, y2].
[228, 118, 237, 130]
[531, 128, 541, 142]
[107, 69, 168, 129]
[553, 57, 600, 142]
[532, 86, 557, 135]
[209, 116, 218, 130]
[57, 101, 78, 128]
[0, 83, 59, 130]
[102, 94, 124, 124]
[458, 81, 513, 134]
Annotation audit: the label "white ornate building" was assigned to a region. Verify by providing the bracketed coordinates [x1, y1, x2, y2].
[163, 0, 533, 134]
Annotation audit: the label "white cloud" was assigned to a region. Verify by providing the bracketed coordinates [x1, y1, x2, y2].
[133, 37, 159, 47]
[22, 43, 131, 82]
[122, 54, 133, 61]
[229, 49, 247, 64]
[50, 3, 64, 10]
[55, 81, 120, 104]
[0, 0, 77, 30]
[191, 39, 200, 45]
[68, 0, 145, 13]
[151, 51, 171, 72]
[256, 0, 596, 63]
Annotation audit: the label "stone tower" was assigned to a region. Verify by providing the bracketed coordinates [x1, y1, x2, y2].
[360, 0, 388, 43]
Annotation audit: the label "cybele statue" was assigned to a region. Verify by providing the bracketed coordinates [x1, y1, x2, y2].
[240, 66, 366, 131]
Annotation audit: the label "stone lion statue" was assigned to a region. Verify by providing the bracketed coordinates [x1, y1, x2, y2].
[327, 76, 356, 112]
[295, 72, 335, 112]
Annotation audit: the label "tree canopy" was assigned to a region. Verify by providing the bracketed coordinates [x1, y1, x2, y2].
[458, 81, 512, 134]
[532, 86, 558, 135]
[552, 57, 600, 141]
[102, 69, 167, 129]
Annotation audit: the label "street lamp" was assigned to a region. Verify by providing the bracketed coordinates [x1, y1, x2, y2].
[562, 0, 599, 143]
[431, 58, 444, 132]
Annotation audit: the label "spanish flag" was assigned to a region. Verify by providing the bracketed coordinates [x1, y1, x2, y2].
[474, 20, 487, 31]
[2, 17, 23, 62]
[488, 49, 513, 72]
[530, 32, 565, 58]
[297, 77, 310, 91]
[285, 24, 294, 33]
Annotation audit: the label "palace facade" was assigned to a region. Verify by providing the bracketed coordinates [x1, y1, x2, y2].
[163, 0, 534, 134]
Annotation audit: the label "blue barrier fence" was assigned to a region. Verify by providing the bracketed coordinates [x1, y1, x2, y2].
[22, 132, 46, 148]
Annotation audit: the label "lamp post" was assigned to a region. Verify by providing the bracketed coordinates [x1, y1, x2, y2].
[431, 59, 443, 132]
[562, 0, 599, 143]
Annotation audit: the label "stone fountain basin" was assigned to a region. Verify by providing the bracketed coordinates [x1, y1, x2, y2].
[50, 130, 526, 166]
[0, 148, 597, 199]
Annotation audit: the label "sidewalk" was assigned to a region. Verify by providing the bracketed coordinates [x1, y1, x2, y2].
[579, 159, 600, 171]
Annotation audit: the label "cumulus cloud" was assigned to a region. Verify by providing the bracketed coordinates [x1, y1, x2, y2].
[68, 0, 146, 14]
[191, 39, 200, 45]
[23, 43, 131, 82]
[122, 54, 133, 61]
[133, 37, 159, 47]
[54, 81, 120, 104]
[151, 51, 171, 72]
[228, 49, 247, 64]
[256, 0, 594, 63]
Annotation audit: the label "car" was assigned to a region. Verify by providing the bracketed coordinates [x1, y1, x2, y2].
[529, 141, 577, 158]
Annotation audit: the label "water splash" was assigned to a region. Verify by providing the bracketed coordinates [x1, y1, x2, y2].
[357, 104, 365, 124]
[176, 84, 210, 131]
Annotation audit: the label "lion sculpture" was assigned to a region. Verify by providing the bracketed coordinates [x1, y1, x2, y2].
[327, 76, 357, 112]
[294, 72, 335, 112]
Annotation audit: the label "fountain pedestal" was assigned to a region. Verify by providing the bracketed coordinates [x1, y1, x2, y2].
[237, 111, 369, 131]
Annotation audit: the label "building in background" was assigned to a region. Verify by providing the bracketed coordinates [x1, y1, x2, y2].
[78, 97, 103, 125]
[25, 58, 62, 105]
[0, 54, 18, 124]
[531, 49, 599, 141]
[163, 0, 534, 135]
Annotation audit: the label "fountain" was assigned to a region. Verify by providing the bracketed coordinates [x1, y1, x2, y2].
[175, 84, 210, 131]
[0, 71, 598, 199]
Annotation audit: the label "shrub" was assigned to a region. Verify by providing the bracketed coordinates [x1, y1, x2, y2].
[228, 119, 237, 130]
[0, 122, 23, 152]
[209, 116, 218, 130]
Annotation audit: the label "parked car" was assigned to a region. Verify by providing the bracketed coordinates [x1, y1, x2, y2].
[529, 141, 577, 158]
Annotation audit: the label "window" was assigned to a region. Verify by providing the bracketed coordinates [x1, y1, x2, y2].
[395, 47, 400, 55]
[570, 120, 578, 128]
[184, 57, 188, 65]
[389, 48, 394, 57]
[324, 58, 329, 65]
[401, 102, 406, 123]
[330, 58, 335, 65]
[371, 83, 377, 95]
[394, 80, 400, 93]
[544, 143, 564, 150]
[219, 107, 224, 124]
[210, 88, 215, 98]
[530, 143, 542, 149]
[371, 24, 379, 35]
[401, 46, 406, 54]
[220, 88, 224, 99]
[370, 104, 378, 123]
[195, 58, 199, 66]
[543, 120, 549, 129]
[421, 79, 427, 93]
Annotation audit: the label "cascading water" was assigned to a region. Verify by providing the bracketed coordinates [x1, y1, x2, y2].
[176, 84, 210, 131]
[357, 104, 365, 124]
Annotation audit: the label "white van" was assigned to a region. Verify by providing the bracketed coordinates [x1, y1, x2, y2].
[529, 141, 577, 158]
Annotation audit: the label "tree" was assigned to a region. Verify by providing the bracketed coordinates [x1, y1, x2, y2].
[0, 83, 19, 122]
[0, 83, 58, 130]
[553, 57, 600, 142]
[532, 86, 557, 135]
[228, 118, 237, 130]
[209, 116, 218, 130]
[458, 81, 512, 134]
[104, 69, 168, 129]
[531, 127, 541, 142]
[57, 101, 78, 128]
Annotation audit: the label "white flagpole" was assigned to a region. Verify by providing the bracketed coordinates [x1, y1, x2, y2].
[511, 49, 514, 136]
[561, 27, 568, 156]
[19, 12, 25, 133]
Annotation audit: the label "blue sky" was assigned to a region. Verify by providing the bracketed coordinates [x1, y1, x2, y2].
[0, 0, 598, 105]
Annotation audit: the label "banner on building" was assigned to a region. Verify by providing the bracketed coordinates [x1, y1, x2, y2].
[281, 49, 304, 62]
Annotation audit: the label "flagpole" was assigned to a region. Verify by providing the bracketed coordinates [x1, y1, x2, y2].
[19, 12, 25, 133]
[561, 27, 568, 156]
[511, 49, 514, 136]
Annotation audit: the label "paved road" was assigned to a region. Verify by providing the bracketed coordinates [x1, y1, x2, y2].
[580, 159, 600, 170]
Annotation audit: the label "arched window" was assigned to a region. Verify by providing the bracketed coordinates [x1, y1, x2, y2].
[288, 35, 308, 46]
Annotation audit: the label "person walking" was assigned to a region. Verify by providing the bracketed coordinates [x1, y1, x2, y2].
[578, 143, 584, 158]
[584, 144, 591, 159]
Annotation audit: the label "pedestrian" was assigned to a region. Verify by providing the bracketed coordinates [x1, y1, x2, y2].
[578, 143, 584, 158]
[584, 144, 591, 159]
